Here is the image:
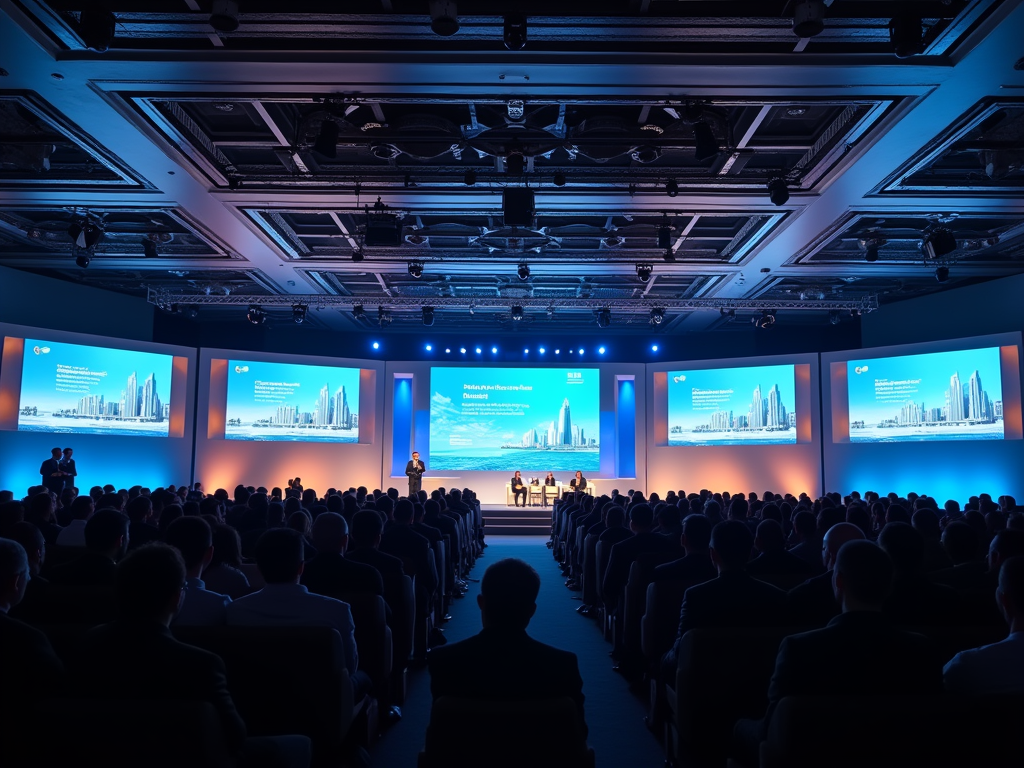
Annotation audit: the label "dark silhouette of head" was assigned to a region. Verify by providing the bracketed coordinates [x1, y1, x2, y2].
[478, 558, 541, 631]
[351, 510, 384, 548]
[833, 540, 893, 610]
[85, 509, 130, 560]
[878, 522, 924, 576]
[710, 520, 754, 571]
[311, 512, 348, 554]
[115, 543, 186, 623]
[254, 527, 304, 584]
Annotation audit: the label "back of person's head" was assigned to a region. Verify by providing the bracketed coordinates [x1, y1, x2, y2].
[989, 529, 1024, 572]
[163, 516, 212, 569]
[834, 540, 893, 608]
[326, 494, 343, 513]
[125, 495, 153, 524]
[760, 503, 782, 524]
[351, 510, 383, 545]
[681, 513, 712, 551]
[97, 493, 122, 512]
[912, 508, 941, 540]
[8, 521, 44, 566]
[728, 497, 748, 521]
[68, 494, 94, 522]
[886, 504, 911, 525]
[710, 520, 754, 570]
[755, 519, 786, 553]
[375, 495, 395, 519]
[941, 521, 978, 565]
[209, 523, 242, 569]
[997, 555, 1024, 622]
[877, 522, 924, 575]
[605, 506, 625, 528]
[394, 498, 415, 524]
[311, 512, 348, 554]
[424, 499, 440, 518]
[479, 558, 541, 630]
[115, 543, 185, 622]
[629, 503, 654, 530]
[656, 505, 680, 530]
[793, 509, 817, 539]
[0, 500, 25, 536]
[85, 509, 130, 555]
[0, 537, 30, 605]
[269, 500, 288, 527]
[254, 527, 304, 584]
[287, 510, 312, 536]
[845, 506, 872, 538]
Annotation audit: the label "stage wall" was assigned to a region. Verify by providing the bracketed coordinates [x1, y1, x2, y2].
[194, 348, 385, 496]
[0, 322, 196, 493]
[646, 353, 823, 499]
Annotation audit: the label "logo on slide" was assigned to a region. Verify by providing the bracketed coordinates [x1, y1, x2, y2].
[234, 365, 250, 374]
[672, 375, 686, 383]
[31, 346, 51, 355]
[854, 366, 869, 375]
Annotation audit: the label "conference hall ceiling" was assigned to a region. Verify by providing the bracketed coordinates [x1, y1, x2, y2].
[0, 1, 1022, 334]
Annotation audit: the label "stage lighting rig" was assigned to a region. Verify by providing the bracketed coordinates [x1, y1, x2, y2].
[504, 14, 527, 50]
[313, 118, 339, 159]
[409, 262, 424, 279]
[935, 266, 950, 283]
[889, 17, 925, 58]
[793, 0, 825, 38]
[209, 0, 240, 32]
[79, 9, 116, 51]
[692, 120, 720, 163]
[352, 305, 366, 320]
[429, 0, 459, 36]
[922, 228, 957, 259]
[596, 309, 611, 328]
[141, 237, 159, 259]
[246, 304, 266, 325]
[422, 306, 435, 326]
[665, 179, 679, 198]
[650, 307, 665, 326]
[517, 263, 531, 281]
[636, 263, 653, 282]
[768, 177, 790, 206]
[75, 254, 90, 269]
[464, 169, 477, 186]
[753, 310, 776, 329]
[292, 304, 308, 324]
[377, 306, 393, 328]
[511, 305, 525, 322]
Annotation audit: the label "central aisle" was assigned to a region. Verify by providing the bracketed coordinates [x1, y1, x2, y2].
[370, 536, 666, 767]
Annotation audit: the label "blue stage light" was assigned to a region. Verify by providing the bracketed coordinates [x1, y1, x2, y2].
[651, 344, 659, 352]
[460, 347, 466, 354]
[524, 348, 529, 354]
[555, 349, 560, 354]
[569, 349, 573, 354]
[539, 347, 545, 354]
[578, 348, 584, 355]
[445, 348, 451, 353]
[426, 344, 432, 351]
[475, 347, 482, 354]
[598, 346, 606, 354]
[372, 341, 380, 350]
[491, 346, 497, 354]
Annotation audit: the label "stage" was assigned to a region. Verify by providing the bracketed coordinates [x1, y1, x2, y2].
[480, 503, 551, 536]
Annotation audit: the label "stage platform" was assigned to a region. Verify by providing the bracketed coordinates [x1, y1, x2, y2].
[480, 503, 551, 536]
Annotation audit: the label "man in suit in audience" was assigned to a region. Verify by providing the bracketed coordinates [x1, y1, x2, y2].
[125, 495, 161, 552]
[746, 520, 816, 583]
[653, 513, 716, 586]
[732, 540, 943, 766]
[163, 516, 231, 626]
[381, 499, 439, 599]
[428, 557, 587, 732]
[48, 509, 129, 586]
[878, 522, 961, 626]
[661, 520, 787, 682]
[346, 510, 409, 616]
[301, 512, 385, 599]
[602, 504, 679, 612]
[943, 555, 1024, 695]
[787, 510, 824, 573]
[788, 522, 865, 627]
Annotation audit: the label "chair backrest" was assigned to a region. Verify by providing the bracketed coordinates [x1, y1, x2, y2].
[595, 541, 610, 602]
[23, 584, 117, 626]
[37, 697, 233, 768]
[341, 591, 393, 685]
[581, 533, 600, 605]
[392, 573, 416, 669]
[420, 696, 594, 768]
[640, 579, 687, 661]
[623, 551, 678, 656]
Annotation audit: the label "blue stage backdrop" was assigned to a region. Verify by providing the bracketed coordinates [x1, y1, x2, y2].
[429, 366, 600, 472]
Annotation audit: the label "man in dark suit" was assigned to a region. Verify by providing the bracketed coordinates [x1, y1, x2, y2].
[39, 447, 66, 495]
[302, 512, 384, 598]
[653, 513, 716, 585]
[602, 504, 679, 611]
[58, 448, 77, 493]
[428, 557, 586, 731]
[346, 510, 408, 617]
[48, 508, 130, 587]
[878, 522, 961, 626]
[406, 451, 425, 497]
[381, 499, 438, 598]
[747, 519, 816, 581]
[787, 522, 864, 628]
[732, 540, 943, 766]
[510, 472, 527, 507]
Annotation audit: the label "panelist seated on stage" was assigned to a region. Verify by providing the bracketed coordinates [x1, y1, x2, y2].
[510, 473, 527, 507]
[569, 471, 587, 491]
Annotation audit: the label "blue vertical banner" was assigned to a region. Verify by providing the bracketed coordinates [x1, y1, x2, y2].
[391, 375, 413, 476]
[616, 377, 636, 478]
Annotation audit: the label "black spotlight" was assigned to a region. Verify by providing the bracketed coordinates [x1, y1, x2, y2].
[658, 224, 673, 250]
[692, 121, 720, 162]
[75, 254, 90, 269]
[793, 0, 826, 38]
[650, 307, 665, 326]
[753, 310, 776, 329]
[596, 309, 611, 328]
[506, 152, 526, 175]
[768, 177, 790, 206]
[889, 17, 925, 58]
[79, 9, 116, 52]
[352, 305, 366, 319]
[503, 14, 527, 50]
[422, 306, 435, 327]
[292, 304, 308, 324]
[511, 305, 524, 322]
[865, 243, 880, 262]
[464, 169, 477, 186]
[313, 118, 339, 159]
[183, 306, 199, 320]
[923, 228, 957, 259]
[141, 238, 159, 259]
[517, 263, 531, 281]
[429, 0, 459, 36]
[409, 262, 424, 279]
[666, 179, 679, 197]
[377, 306, 392, 328]
[209, 0, 240, 33]
[829, 310, 841, 325]
[68, 219, 104, 249]
[935, 266, 950, 283]
[663, 249, 676, 263]
[636, 263, 653, 282]
[553, 172, 566, 187]
[246, 304, 266, 325]
[352, 249, 364, 262]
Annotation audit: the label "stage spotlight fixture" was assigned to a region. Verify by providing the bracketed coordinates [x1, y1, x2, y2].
[753, 310, 777, 329]
[292, 304, 308, 324]
[889, 17, 925, 58]
[475, 347, 482, 354]
[922, 228, 957, 259]
[553, 172, 566, 187]
[663, 249, 676, 263]
[352, 305, 365, 319]
[658, 224, 672, 250]
[409, 261, 424, 279]
[372, 341, 380, 350]
[598, 346, 605, 355]
[503, 188, 535, 226]
[666, 179, 679, 197]
[793, 0, 826, 38]
[429, 0, 459, 36]
[377, 306, 393, 328]
[692, 121, 720, 162]
[935, 266, 950, 283]
[539, 347, 545, 354]
[596, 309, 611, 328]
[141, 238, 159, 259]
[75, 254, 90, 269]
[426, 344, 433, 351]
[422, 306, 435, 326]
[829, 310, 841, 326]
[79, 9, 116, 51]
[209, 0, 240, 32]
[460, 347, 466, 354]
[246, 304, 266, 325]
[578, 348, 584, 355]
[184, 306, 199, 320]
[313, 118, 339, 159]
[631, 145, 661, 164]
[768, 177, 790, 206]
[865, 243, 880, 262]
[517, 263, 531, 281]
[491, 346, 498, 354]
[503, 14, 527, 50]
[555, 349, 560, 355]
[445, 348, 451, 353]
[67, 218, 104, 249]
[351, 249, 364, 262]
[650, 307, 665, 326]
[511, 305, 525, 321]
[506, 152, 526, 175]
[651, 345, 659, 352]
[636, 263, 653, 282]
[464, 169, 477, 186]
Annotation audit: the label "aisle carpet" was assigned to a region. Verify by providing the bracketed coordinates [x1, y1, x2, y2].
[369, 536, 666, 767]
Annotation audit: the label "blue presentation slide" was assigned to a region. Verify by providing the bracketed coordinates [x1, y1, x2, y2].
[847, 347, 1003, 443]
[18, 338, 173, 437]
[429, 367, 600, 472]
[668, 363, 797, 445]
[225, 359, 360, 442]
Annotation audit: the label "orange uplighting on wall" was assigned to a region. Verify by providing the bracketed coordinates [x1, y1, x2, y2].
[0, 336, 25, 431]
[1000, 345, 1022, 440]
[167, 355, 189, 438]
[358, 368, 376, 443]
[652, 371, 668, 446]
[795, 363, 813, 444]
[207, 359, 228, 439]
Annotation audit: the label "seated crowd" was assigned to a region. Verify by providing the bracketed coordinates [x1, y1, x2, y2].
[0, 479, 485, 768]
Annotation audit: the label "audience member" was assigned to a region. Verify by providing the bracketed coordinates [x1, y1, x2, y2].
[746, 519, 815, 582]
[653, 513, 716, 585]
[346, 510, 408, 615]
[787, 522, 864, 627]
[163, 516, 230, 626]
[602, 504, 678, 610]
[202, 523, 251, 599]
[787, 510, 823, 571]
[878, 522, 961, 626]
[301, 512, 384, 599]
[48, 509, 129, 586]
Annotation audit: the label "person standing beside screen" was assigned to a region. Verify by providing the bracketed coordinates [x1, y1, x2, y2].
[406, 451, 425, 497]
[511, 471, 527, 507]
[40, 448, 65, 495]
[59, 448, 77, 493]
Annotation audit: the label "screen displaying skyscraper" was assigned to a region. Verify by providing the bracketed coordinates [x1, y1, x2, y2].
[428, 367, 600, 471]
[667, 363, 797, 445]
[224, 359, 360, 442]
[17, 338, 174, 436]
[846, 346, 1004, 442]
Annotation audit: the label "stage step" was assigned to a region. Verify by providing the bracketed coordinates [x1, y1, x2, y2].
[482, 506, 551, 536]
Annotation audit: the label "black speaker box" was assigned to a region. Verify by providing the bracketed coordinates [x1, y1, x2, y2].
[503, 188, 535, 227]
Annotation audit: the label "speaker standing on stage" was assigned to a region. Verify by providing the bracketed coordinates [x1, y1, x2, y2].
[406, 451, 425, 496]
[39, 447, 66, 495]
[511, 471, 527, 507]
[59, 448, 77, 492]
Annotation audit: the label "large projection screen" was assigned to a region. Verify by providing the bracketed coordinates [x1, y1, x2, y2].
[647, 354, 821, 499]
[823, 333, 1024, 501]
[0, 323, 195, 493]
[195, 349, 385, 495]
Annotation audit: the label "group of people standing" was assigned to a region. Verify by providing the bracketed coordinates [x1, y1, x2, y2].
[39, 448, 76, 495]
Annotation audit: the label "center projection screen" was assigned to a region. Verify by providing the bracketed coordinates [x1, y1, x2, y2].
[429, 366, 600, 472]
